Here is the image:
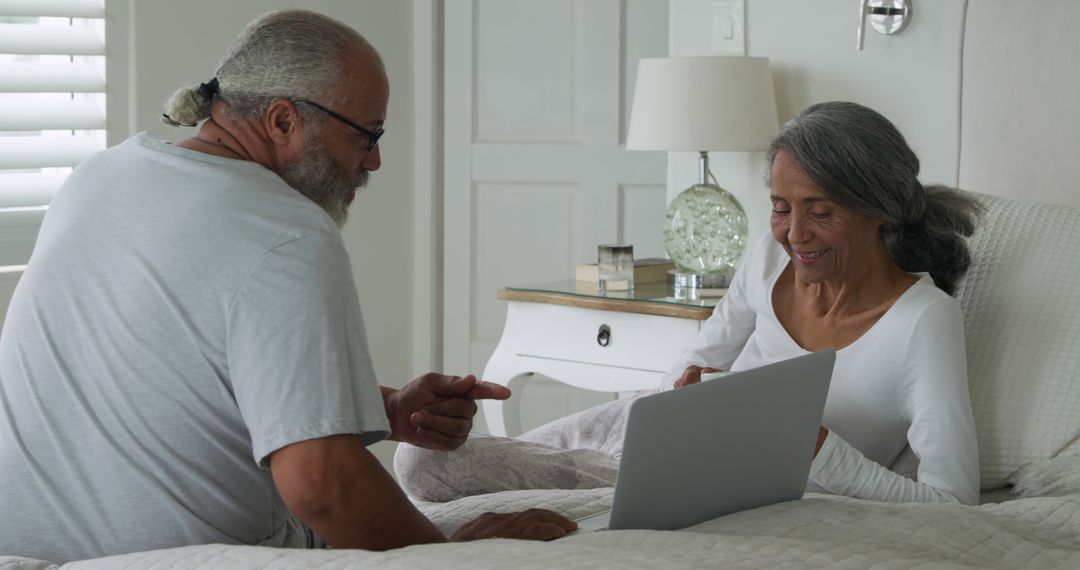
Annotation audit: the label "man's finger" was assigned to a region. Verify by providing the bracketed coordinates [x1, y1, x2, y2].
[451, 510, 577, 542]
[465, 381, 511, 401]
[412, 412, 472, 438]
[505, 510, 576, 540]
[420, 397, 477, 420]
[517, 522, 569, 541]
[429, 374, 478, 397]
[526, 508, 577, 531]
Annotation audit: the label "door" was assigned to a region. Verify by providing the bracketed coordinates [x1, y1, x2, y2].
[443, 0, 669, 428]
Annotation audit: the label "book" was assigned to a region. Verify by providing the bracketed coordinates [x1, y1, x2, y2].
[575, 257, 675, 284]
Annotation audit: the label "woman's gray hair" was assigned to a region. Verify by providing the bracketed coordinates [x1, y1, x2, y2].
[162, 9, 377, 127]
[765, 101, 982, 295]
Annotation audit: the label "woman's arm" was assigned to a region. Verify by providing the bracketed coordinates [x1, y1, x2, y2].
[810, 298, 980, 505]
[809, 431, 967, 503]
[659, 246, 761, 390]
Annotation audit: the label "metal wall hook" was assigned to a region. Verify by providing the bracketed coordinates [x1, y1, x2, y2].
[857, 0, 913, 50]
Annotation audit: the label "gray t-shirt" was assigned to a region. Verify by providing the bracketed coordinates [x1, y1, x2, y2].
[0, 134, 390, 563]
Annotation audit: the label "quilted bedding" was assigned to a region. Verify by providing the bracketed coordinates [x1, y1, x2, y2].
[7, 486, 1077, 569]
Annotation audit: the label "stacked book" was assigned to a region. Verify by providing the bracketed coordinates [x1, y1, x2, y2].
[575, 258, 675, 284]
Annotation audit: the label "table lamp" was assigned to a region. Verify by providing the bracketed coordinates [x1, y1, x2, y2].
[626, 57, 779, 289]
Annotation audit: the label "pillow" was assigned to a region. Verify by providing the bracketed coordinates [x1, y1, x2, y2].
[956, 192, 1080, 488]
[1011, 438, 1080, 498]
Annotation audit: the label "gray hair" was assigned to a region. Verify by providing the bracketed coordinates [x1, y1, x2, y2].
[766, 101, 982, 295]
[162, 9, 378, 126]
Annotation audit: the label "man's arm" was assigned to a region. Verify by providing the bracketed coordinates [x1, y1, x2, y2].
[270, 434, 445, 550]
[271, 433, 578, 549]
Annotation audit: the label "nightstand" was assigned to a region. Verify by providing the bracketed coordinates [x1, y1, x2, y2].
[482, 280, 719, 436]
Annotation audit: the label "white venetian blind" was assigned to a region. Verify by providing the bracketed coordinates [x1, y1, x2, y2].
[0, 0, 106, 273]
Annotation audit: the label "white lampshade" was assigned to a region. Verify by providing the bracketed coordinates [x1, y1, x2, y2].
[626, 57, 779, 152]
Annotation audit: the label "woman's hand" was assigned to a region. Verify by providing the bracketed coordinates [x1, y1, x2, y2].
[673, 365, 718, 389]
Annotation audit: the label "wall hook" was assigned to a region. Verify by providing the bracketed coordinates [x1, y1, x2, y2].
[857, 0, 913, 51]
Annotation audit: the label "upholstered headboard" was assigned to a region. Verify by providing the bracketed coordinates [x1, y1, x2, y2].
[958, 0, 1080, 206]
[953, 0, 1080, 489]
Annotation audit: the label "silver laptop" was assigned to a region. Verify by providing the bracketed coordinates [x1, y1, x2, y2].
[573, 350, 835, 533]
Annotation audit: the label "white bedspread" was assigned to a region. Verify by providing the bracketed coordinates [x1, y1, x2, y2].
[14, 488, 1074, 569]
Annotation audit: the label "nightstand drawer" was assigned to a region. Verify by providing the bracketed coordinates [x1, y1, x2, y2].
[502, 301, 701, 373]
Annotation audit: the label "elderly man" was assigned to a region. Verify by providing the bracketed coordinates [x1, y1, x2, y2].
[0, 10, 573, 563]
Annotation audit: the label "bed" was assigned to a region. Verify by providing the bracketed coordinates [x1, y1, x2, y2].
[0, 486, 1056, 568]
[5, 1, 1080, 568]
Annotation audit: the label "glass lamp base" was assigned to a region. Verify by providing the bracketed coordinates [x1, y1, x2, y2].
[667, 269, 731, 289]
[661, 183, 749, 277]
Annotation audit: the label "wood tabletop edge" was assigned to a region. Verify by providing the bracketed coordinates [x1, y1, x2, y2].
[497, 288, 712, 320]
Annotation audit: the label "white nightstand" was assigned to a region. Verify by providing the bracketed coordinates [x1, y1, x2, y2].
[482, 280, 718, 436]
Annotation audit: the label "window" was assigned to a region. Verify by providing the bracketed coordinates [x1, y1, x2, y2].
[0, 0, 105, 308]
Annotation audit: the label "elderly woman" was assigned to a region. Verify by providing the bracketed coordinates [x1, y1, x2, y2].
[397, 101, 981, 506]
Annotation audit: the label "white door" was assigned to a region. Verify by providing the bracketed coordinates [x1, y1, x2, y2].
[443, 0, 669, 428]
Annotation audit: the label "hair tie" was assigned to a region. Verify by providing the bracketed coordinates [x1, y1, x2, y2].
[197, 77, 220, 100]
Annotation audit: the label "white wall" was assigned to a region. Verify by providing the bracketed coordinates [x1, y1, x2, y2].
[105, 0, 427, 471]
[668, 0, 966, 244]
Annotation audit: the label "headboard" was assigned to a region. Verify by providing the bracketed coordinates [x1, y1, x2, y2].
[953, 0, 1080, 489]
[958, 0, 1080, 207]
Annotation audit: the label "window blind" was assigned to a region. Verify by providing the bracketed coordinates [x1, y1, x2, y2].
[0, 0, 105, 270]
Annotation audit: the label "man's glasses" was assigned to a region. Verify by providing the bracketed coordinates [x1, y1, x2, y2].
[293, 98, 385, 152]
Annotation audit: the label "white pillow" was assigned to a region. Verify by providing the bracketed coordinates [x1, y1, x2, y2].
[1011, 438, 1080, 498]
[956, 192, 1080, 488]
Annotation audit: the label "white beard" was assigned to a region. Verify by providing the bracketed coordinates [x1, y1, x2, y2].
[278, 133, 367, 228]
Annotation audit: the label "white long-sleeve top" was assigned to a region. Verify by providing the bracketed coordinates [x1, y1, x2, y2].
[661, 233, 980, 505]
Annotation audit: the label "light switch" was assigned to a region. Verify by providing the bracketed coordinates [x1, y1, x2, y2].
[711, 0, 745, 55]
[718, 14, 734, 39]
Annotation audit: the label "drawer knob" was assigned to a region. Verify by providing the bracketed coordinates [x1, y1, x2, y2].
[597, 324, 611, 347]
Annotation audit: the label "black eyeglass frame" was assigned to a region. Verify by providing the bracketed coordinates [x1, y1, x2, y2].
[292, 98, 385, 151]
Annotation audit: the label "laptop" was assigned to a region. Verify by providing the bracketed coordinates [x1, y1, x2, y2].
[572, 350, 835, 533]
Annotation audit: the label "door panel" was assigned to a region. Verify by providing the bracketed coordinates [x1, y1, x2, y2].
[473, 183, 575, 339]
[444, 0, 669, 406]
[475, 0, 578, 142]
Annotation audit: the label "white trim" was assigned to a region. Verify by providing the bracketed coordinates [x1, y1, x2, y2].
[104, 0, 133, 145]
[441, 0, 472, 375]
[954, 0, 970, 188]
[411, 0, 441, 376]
